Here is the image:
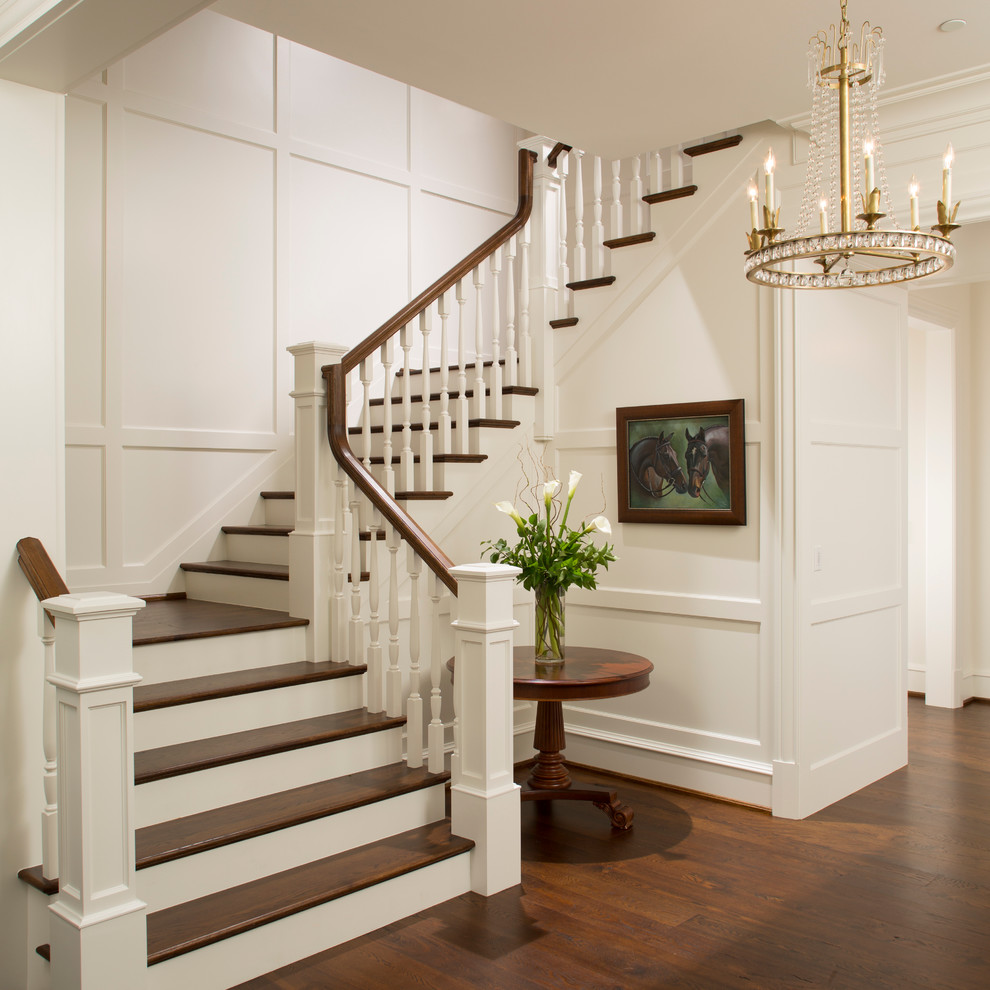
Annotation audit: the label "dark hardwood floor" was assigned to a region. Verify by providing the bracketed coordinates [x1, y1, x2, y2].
[234, 698, 990, 990]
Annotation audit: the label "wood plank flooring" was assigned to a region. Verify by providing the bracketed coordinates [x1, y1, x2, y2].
[234, 698, 990, 990]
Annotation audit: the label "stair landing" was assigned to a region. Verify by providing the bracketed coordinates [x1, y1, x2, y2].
[133, 596, 307, 646]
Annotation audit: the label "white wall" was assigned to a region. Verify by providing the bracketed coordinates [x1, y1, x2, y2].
[0, 79, 62, 990]
[63, 9, 523, 594]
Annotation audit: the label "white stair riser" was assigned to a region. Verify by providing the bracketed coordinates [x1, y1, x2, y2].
[146, 853, 471, 990]
[263, 498, 295, 527]
[183, 571, 289, 611]
[135, 676, 365, 750]
[136, 727, 403, 827]
[392, 361, 502, 397]
[134, 626, 307, 685]
[138, 785, 446, 911]
[224, 532, 290, 566]
[364, 391, 533, 433]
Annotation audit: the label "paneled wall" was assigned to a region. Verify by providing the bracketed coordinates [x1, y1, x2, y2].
[63, 9, 523, 593]
[0, 79, 62, 990]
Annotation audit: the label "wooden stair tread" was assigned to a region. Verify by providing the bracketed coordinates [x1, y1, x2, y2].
[259, 491, 294, 499]
[683, 134, 743, 157]
[464, 418, 520, 429]
[603, 231, 657, 249]
[145, 820, 472, 965]
[643, 184, 698, 204]
[549, 317, 578, 328]
[134, 709, 405, 785]
[368, 454, 488, 465]
[566, 276, 617, 291]
[349, 422, 437, 435]
[36, 944, 50, 962]
[503, 385, 538, 396]
[369, 383, 536, 406]
[132, 598, 307, 647]
[395, 491, 453, 501]
[133, 660, 364, 713]
[221, 524, 293, 537]
[17, 865, 57, 896]
[360, 528, 387, 540]
[136, 764, 450, 870]
[179, 560, 288, 581]
[396, 359, 500, 377]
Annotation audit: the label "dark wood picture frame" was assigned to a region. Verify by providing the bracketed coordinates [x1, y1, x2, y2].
[616, 399, 746, 525]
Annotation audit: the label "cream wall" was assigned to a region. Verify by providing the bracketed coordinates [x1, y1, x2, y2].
[0, 80, 62, 990]
[63, 9, 523, 594]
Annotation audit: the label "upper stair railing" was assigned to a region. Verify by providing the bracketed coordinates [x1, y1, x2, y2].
[322, 147, 536, 772]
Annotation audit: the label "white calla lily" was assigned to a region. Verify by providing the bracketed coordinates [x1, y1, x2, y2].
[568, 470, 582, 497]
[543, 480, 560, 507]
[589, 515, 612, 535]
[494, 500, 524, 526]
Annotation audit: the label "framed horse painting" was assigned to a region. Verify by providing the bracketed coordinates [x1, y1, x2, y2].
[615, 399, 746, 525]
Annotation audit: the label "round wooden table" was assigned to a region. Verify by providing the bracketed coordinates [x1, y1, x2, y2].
[513, 646, 652, 829]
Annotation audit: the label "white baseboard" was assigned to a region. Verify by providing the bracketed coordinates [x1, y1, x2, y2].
[964, 671, 990, 701]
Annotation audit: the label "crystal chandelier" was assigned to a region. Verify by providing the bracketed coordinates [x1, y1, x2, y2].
[744, 0, 959, 289]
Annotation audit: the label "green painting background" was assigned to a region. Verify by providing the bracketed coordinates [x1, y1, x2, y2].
[626, 415, 731, 511]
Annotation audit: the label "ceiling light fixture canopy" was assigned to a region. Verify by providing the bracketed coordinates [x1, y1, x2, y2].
[744, 0, 960, 290]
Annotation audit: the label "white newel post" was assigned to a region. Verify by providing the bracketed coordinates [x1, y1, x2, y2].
[289, 341, 349, 662]
[449, 564, 521, 896]
[43, 592, 147, 990]
[517, 136, 561, 441]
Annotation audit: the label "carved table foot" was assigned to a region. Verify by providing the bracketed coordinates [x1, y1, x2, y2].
[592, 793, 634, 830]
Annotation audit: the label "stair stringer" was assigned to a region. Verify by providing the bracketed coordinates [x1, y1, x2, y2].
[555, 122, 792, 382]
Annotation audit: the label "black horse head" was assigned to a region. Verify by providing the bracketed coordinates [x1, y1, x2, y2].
[685, 427, 710, 499]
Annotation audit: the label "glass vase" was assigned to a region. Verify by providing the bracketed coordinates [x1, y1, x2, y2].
[534, 583, 565, 663]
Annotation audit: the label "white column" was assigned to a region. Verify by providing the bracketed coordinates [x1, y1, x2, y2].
[517, 136, 562, 441]
[449, 563, 521, 896]
[39, 608, 58, 881]
[288, 341, 348, 661]
[43, 592, 148, 990]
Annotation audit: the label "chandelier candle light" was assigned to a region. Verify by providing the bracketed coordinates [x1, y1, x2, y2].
[482, 471, 616, 663]
[744, 0, 960, 289]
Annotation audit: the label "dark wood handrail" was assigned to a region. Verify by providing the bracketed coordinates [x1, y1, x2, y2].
[338, 149, 536, 378]
[326, 148, 537, 595]
[17, 537, 70, 621]
[547, 142, 572, 169]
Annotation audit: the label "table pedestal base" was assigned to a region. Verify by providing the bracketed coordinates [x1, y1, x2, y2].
[522, 699, 634, 830]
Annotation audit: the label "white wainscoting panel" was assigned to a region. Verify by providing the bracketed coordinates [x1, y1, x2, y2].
[65, 446, 105, 570]
[121, 112, 275, 433]
[121, 9, 275, 132]
[289, 42, 407, 168]
[289, 155, 410, 343]
[121, 447, 270, 566]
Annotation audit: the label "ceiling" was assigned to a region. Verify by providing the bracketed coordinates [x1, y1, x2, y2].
[214, 0, 990, 158]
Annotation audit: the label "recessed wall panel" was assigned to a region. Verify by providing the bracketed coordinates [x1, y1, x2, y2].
[289, 157, 408, 345]
[807, 608, 902, 766]
[65, 95, 105, 428]
[121, 448, 268, 566]
[122, 10, 274, 132]
[411, 89, 520, 199]
[65, 446, 105, 569]
[799, 291, 902, 430]
[121, 113, 274, 433]
[289, 43, 407, 168]
[809, 444, 901, 602]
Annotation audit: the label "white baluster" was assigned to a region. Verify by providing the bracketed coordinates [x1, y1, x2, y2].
[504, 235, 517, 387]
[454, 278, 469, 455]
[630, 154, 644, 235]
[519, 219, 532, 387]
[348, 487, 363, 667]
[472, 262, 486, 421]
[671, 147, 685, 189]
[360, 357, 373, 471]
[333, 474, 347, 661]
[398, 321, 415, 494]
[386, 524, 402, 717]
[592, 154, 605, 277]
[489, 247, 503, 420]
[438, 291, 452, 454]
[573, 149, 586, 280]
[557, 150, 570, 319]
[419, 309, 434, 491]
[610, 158, 623, 241]
[406, 550, 423, 768]
[380, 340, 395, 496]
[650, 150, 663, 196]
[40, 609, 57, 880]
[365, 503, 383, 713]
[428, 572, 444, 772]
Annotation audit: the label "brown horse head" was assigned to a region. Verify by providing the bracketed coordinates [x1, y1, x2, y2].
[685, 427, 710, 498]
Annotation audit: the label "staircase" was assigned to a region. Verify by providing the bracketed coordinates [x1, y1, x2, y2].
[17, 131, 755, 990]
